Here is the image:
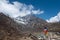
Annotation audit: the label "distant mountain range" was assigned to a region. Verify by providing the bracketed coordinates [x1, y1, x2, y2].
[0, 13, 60, 33]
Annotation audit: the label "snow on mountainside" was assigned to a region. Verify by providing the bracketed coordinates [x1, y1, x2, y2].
[14, 14, 47, 25]
[14, 16, 28, 24]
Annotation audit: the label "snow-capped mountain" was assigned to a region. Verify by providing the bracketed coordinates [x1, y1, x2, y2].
[14, 14, 47, 26]
[14, 14, 47, 25]
[14, 14, 47, 32]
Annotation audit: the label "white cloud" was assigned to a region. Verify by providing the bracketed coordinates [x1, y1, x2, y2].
[0, 0, 44, 18]
[46, 12, 60, 23]
[32, 10, 44, 14]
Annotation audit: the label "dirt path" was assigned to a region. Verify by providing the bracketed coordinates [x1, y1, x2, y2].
[19, 37, 33, 40]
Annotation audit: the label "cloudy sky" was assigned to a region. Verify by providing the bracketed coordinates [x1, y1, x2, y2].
[0, 0, 60, 23]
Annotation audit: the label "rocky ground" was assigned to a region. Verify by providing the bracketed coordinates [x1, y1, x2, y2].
[32, 32, 60, 40]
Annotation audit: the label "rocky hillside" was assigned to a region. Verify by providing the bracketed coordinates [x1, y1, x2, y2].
[47, 22, 60, 32]
[0, 12, 60, 40]
[0, 12, 47, 40]
[0, 13, 47, 40]
[0, 13, 24, 40]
